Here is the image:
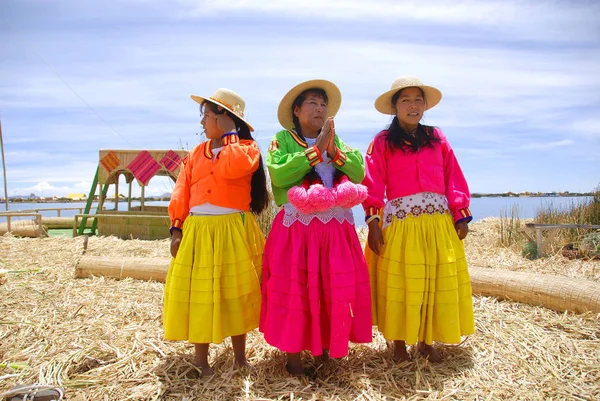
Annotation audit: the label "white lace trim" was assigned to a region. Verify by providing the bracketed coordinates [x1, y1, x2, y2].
[282, 203, 355, 227]
[383, 192, 449, 229]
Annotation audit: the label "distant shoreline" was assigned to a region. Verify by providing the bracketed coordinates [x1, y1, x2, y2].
[472, 193, 594, 198]
[1, 193, 595, 203]
[1, 198, 170, 203]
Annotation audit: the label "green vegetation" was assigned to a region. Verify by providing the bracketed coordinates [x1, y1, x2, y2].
[498, 186, 600, 259]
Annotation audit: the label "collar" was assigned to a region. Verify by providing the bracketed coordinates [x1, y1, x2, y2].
[203, 140, 214, 159]
[287, 130, 308, 148]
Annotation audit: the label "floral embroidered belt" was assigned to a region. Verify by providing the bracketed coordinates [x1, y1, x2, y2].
[383, 192, 449, 228]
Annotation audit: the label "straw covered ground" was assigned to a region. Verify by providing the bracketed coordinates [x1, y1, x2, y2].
[1, 218, 599, 400]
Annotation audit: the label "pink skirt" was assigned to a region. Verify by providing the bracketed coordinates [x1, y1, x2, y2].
[259, 210, 372, 358]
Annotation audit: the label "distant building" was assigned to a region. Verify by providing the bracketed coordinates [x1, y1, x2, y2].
[67, 193, 87, 201]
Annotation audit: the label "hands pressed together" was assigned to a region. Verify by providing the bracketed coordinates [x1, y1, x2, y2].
[316, 117, 337, 157]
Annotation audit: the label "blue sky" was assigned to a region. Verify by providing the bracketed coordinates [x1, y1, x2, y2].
[1, 0, 599, 198]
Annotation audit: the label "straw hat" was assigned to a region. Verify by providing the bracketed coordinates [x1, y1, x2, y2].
[277, 79, 342, 130]
[374, 75, 442, 115]
[191, 88, 254, 132]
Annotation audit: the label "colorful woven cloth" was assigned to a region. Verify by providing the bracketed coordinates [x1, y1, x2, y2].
[127, 150, 161, 185]
[160, 150, 183, 172]
[99, 151, 121, 174]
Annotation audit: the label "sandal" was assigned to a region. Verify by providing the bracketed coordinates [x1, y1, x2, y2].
[1, 384, 64, 401]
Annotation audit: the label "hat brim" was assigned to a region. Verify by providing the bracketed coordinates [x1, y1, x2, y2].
[277, 79, 342, 130]
[374, 85, 442, 115]
[191, 95, 254, 132]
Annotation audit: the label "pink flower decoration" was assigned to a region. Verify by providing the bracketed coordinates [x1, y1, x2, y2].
[334, 176, 368, 208]
[287, 175, 367, 213]
[307, 183, 336, 212]
[287, 185, 313, 214]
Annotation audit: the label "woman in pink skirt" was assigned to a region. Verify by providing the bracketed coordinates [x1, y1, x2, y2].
[260, 79, 372, 376]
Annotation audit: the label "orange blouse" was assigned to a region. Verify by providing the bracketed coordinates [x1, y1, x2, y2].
[168, 134, 260, 230]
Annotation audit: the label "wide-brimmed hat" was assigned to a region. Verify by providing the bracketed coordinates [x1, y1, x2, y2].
[277, 79, 342, 130]
[191, 88, 254, 132]
[374, 75, 442, 115]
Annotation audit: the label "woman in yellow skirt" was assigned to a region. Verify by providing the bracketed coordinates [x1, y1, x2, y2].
[362, 76, 474, 363]
[164, 88, 269, 376]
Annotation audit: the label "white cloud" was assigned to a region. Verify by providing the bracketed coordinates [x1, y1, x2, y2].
[517, 139, 574, 151]
[1, 0, 599, 196]
[176, 0, 600, 42]
[570, 119, 600, 139]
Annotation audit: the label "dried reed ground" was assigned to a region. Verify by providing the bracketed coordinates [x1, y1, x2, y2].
[1, 218, 599, 400]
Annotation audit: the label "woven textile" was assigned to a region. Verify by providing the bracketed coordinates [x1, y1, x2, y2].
[99, 151, 120, 174]
[127, 150, 161, 185]
[160, 150, 182, 172]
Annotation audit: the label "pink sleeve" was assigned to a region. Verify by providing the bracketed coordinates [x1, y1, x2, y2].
[361, 133, 387, 219]
[439, 128, 472, 223]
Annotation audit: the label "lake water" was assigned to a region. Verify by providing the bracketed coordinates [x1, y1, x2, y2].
[1, 196, 592, 226]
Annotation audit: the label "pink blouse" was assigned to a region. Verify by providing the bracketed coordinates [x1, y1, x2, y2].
[362, 127, 472, 223]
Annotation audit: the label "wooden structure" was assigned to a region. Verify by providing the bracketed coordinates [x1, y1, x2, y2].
[74, 213, 170, 240]
[520, 223, 600, 257]
[0, 212, 45, 237]
[0, 207, 92, 237]
[78, 149, 187, 240]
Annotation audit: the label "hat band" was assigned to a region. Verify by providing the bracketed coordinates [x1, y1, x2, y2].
[209, 96, 244, 118]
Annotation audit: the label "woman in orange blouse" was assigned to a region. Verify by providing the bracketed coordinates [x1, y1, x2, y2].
[163, 88, 269, 377]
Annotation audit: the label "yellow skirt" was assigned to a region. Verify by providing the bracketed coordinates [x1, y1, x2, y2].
[365, 212, 474, 345]
[163, 212, 264, 344]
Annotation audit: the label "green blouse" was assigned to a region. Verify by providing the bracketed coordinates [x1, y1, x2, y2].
[266, 129, 365, 206]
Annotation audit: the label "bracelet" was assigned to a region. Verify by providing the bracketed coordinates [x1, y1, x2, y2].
[365, 215, 380, 225]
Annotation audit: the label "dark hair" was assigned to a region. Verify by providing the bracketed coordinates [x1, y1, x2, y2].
[202, 102, 269, 214]
[291, 88, 328, 140]
[386, 88, 440, 153]
[303, 167, 344, 185]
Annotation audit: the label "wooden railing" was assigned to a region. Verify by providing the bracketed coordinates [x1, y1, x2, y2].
[18, 207, 86, 217]
[520, 223, 600, 257]
[73, 213, 170, 239]
[0, 212, 44, 236]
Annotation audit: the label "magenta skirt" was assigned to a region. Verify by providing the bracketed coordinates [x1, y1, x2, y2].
[259, 210, 372, 358]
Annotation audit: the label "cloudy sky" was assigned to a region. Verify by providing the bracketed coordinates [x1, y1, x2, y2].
[1, 0, 599, 198]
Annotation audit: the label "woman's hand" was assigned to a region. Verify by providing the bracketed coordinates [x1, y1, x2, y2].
[170, 230, 183, 258]
[326, 121, 337, 157]
[216, 113, 237, 135]
[367, 219, 385, 255]
[455, 221, 469, 240]
[316, 117, 334, 154]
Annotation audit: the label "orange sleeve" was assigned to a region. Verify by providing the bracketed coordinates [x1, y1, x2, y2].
[216, 135, 260, 179]
[168, 146, 196, 228]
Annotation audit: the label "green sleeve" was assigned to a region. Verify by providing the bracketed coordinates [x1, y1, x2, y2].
[266, 131, 313, 187]
[332, 135, 365, 184]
